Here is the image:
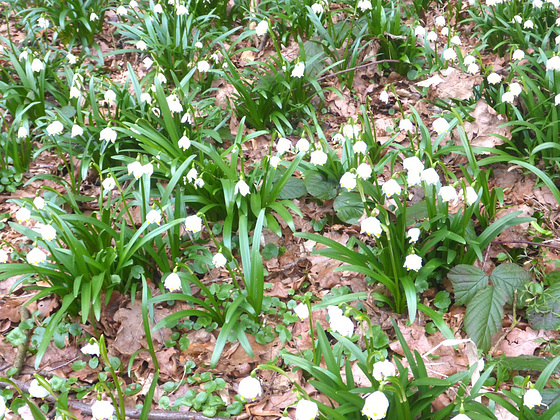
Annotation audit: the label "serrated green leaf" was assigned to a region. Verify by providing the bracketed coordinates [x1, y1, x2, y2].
[490, 263, 531, 303]
[60, 105, 76, 119]
[465, 286, 507, 351]
[528, 282, 560, 330]
[448, 265, 488, 305]
[277, 177, 307, 200]
[303, 170, 338, 200]
[333, 191, 364, 224]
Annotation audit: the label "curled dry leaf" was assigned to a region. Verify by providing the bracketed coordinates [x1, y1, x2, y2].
[495, 327, 548, 357]
[463, 99, 510, 150]
[429, 69, 483, 101]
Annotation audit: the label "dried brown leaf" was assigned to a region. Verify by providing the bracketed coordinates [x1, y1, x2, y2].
[463, 100, 509, 149]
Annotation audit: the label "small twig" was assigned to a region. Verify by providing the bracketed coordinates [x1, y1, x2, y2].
[489, 290, 519, 356]
[491, 240, 560, 250]
[12, 307, 32, 378]
[313, 59, 400, 84]
[42, 357, 80, 373]
[0, 379, 229, 420]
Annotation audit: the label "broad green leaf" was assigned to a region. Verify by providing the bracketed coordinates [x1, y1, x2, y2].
[465, 286, 507, 351]
[490, 263, 531, 303]
[448, 265, 488, 305]
[333, 191, 364, 224]
[303, 170, 338, 200]
[277, 177, 306, 200]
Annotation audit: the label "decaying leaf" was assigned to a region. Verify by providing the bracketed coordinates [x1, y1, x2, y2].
[495, 327, 547, 356]
[430, 69, 483, 101]
[463, 99, 510, 150]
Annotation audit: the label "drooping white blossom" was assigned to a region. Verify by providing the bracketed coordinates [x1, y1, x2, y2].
[238, 377, 262, 401]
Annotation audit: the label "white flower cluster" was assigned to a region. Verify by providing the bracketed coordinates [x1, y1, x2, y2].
[381, 179, 401, 196]
[81, 342, 100, 357]
[523, 387, 542, 409]
[35, 223, 57, 241]
[29, 379, 50, 398]
[46, 121, 64, 136]
[31, 57, 44, 72]
[255, 20, 268, 36]
[403, 254, 422, 271]
[146, 209, 162, 225]
[100, 126, 117, 143]
[127, 161, 153, 179]
[340, 172, 357, 191]
[327, 305, 354, 337]
[185, 167, 205, 188]
[70, 72, 84, 99]
[361, 216, 382, 237]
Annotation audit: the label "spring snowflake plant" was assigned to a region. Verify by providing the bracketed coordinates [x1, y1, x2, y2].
[112, 0, 221, 83]
[255, 316, 496, 419]
[15, 0, 108, 47]
[0, 166, 188, 368]
[297, 110, 531, 324]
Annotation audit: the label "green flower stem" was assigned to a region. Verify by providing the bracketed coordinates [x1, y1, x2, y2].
[115, 180, 138, 233]
[200, 214, 243, 293]
[384, 227, 403, 314]
[99, 335, 126, 420]
[254, 363, 310, 398]
[305, 297, 317, 364]
[267, 24, 284, 66]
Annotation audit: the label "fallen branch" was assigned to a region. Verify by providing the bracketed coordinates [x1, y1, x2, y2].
[12, 307, 32, 378]
[314, 58, 400, 84]
[0, 379, 229, 420]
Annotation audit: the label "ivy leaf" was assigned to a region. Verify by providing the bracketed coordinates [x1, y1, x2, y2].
[465, 286, 508, 351]
[448, 265, 489, 305]
[490, 263, 531, 303]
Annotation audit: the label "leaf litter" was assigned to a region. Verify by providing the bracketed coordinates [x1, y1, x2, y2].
[2, 3, 560, 420]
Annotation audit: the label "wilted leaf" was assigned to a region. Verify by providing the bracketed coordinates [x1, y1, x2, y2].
[528, 283, 560, 330]
[416, 74, 443, 88]
[465, 286, 507, 351]
[495, 328, 547, 357]
[448, 265, 488, 305]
